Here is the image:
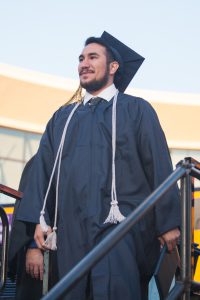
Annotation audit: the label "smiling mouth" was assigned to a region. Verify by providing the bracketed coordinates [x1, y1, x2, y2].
[80, 70, 94, 76]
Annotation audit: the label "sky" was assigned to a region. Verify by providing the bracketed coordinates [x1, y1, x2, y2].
[0, 0, 200, 94]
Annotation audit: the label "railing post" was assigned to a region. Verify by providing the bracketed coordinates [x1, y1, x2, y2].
[0, 185, 22, 290]
[0, 207, 9, 290]
[180, 164, 192, 300]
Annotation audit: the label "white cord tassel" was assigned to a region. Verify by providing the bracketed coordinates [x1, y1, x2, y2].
[104, 92, 126, 224]
[39, 102, 81, 250]
[39, 211, 49, 233]
[104, 201, 125, 224]
[43, 228, 57, 250]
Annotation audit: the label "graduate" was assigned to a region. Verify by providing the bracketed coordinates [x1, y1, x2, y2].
[8, 156, 45, 299]
[8, 156, 43, 299]
[16, 31, 180, 300]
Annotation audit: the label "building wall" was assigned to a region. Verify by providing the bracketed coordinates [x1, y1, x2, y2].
[1, 63, 200, 201]
[0, 128, 41, 203]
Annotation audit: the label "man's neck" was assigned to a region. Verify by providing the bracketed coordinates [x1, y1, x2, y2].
[83, 84, 118, 105]
[87, 82, 114, 96]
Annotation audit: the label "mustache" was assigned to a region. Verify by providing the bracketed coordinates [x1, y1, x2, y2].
[79, 67, 94, 75]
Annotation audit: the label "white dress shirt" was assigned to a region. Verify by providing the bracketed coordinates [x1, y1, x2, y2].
[83, 84, 118, 105]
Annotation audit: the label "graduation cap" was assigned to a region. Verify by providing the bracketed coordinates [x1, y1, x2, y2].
[85, 31, 145, 92]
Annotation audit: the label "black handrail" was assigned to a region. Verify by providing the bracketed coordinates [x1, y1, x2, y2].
[0, 184, 23, 200]
[1, 158, 199, 299]
[180, 169, 192, 299]
[42, 164, 188, 300]
[0, 184, 50, 296]
[0, 207, 9, 290]
[0, 184, 22, 290]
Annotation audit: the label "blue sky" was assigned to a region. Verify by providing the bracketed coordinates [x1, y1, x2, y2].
[0, 1, 199, 93]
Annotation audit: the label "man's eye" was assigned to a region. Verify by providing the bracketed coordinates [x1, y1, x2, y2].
[79, 56, 84, 62]
[90, 55, 97, 59]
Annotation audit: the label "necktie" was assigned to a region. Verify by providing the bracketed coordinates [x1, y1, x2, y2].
[88, 97, 105, 111]
[88, 97, 103, 106]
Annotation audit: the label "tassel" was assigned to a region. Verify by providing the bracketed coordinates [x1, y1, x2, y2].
[43, 230, 57, 251]
[39, 211, 49, 233]
[104, 202, 126, 224]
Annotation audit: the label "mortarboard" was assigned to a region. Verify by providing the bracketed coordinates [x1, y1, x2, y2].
[85, 31, 145, 92]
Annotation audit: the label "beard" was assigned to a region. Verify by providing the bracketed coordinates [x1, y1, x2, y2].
[80, 66, 110, 93]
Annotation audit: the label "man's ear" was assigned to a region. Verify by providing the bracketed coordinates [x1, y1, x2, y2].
[109, 61, 119, 75]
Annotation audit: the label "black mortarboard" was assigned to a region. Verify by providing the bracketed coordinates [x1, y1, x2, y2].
[85, 31, 145, 92]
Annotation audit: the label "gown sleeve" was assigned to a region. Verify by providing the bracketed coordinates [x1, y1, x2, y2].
[16, 110, 60, 225]
[136, 99, 180, 236]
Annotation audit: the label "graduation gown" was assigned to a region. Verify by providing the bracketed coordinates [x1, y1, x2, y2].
[16, 93, 180, 300]
[8, 156, 35, 272]
[8, 156, 44, 300]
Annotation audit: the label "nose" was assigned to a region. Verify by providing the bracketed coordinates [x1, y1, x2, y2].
[79, 58, 90, 68]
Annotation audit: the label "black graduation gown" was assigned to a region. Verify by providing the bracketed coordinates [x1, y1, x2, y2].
[8, 156, 43, 300]
[8, 156, 35, 273]
[16, 93, 180, 300]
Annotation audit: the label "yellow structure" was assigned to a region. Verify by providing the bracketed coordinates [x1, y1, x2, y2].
[194, 190, 200, 282]
[194, 229, 200, 282]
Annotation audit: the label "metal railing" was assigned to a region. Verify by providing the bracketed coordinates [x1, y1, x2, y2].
[0, 185, 22, 290]
[0, 157, 200, 299]
[41, 157, 200, 300]
[0, 184, 50, 296]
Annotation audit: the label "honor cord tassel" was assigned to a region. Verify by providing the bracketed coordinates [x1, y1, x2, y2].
[104, 92, 126, 224]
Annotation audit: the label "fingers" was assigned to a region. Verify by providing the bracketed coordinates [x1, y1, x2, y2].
[34, 224, 52, 250]
[158, 227, 181, 252]
[39, 261, 44, 281]
[34, 224, 45, 249]
[25, 248, 44, 280]
[158, 236, 165, 247]
[165, 239, 176, 252]
[42, 227, 53, 250]
[26, 263, 41, 279]
[158, 236, 175, 252]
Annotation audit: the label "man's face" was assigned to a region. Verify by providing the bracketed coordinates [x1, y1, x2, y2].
[78, 43, 111, 93]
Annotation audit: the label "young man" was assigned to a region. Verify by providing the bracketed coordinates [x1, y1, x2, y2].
[17, 32, 180, 300]
[8, 156, 43, 300]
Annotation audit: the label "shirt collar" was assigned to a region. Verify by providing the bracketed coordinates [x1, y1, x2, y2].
[83, 84, 118, 105]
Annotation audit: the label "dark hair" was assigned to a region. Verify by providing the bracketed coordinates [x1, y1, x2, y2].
[85, 37, 115, 64]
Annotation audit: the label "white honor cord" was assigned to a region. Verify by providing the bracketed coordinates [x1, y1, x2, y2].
[39, 102, 80, 245]
[104, 91, 126, 224]
[40, 92, 126, 250]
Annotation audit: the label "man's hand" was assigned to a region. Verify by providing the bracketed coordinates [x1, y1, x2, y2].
[34, 224, 52, 250]
[158, 227, 180, 252]
[26, 248, 44, 280]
